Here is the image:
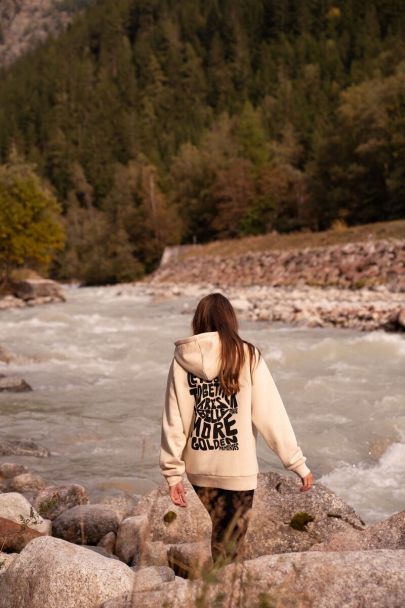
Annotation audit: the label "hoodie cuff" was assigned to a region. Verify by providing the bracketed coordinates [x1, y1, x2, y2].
[166, 475, 183, 487]
[290, 462, 311, 479]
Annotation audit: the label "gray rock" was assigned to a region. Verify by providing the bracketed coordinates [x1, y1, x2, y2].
[0, 463, 28, 480]
[53, 504, 121, 544]
[0, 551, 18, 572]
[82, 545, 121, 561]
[134, 473, 366, 563]
[133, 479, 211, 546]
[167, 541, 212, 579]
[130, 565, 176, 590]
[99, 578, 189, 608]
[242, 472, 367, 559]
[142, 540, 169, 567]
[0, 375, 32, 392]
[6, 472, 47, 492]
[365, 511, 405, 549]
[147, 237, 405, 329]
[97, 567, 177, 607]
[32, 484, 89, 520]
[0, 515, 45, 552]
[0, 535, 135, 608]
[10, 278, 65, 302]
[97, 530, 116, 554]
[115, 515, 149, 565]
[98, 493, 140, 520]
[0, 439, 50, 458]
[0, 492, 51, 551]
[115, 546, 405, 607]
[0, 492, 51, 534]
[181, 549, 405, 608]
[310, 510, 405, 552]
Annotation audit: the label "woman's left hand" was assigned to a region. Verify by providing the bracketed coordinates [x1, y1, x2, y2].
[299, 471, 314, 492]
[169, 481, 187, 507]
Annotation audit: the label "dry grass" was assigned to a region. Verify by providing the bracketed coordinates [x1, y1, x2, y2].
[175, 219, 405, 261]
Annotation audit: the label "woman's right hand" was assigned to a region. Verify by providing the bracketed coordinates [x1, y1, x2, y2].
[169, 481, 187, 507]
[299, 471, 314, 492]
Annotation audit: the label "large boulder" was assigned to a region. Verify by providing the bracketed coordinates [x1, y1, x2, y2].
[98, 493, 140, 520]
[99, 578, 189, 608]
[141, 540, 170, 567]
[0, 492, 51, 551]
[131, 565, 175, 591]
[0, 517, 44, 552]
[97, 531, 116, 555]
[52, 504, 122, 544]
[32, 484, 89, 520]
[0, 535, 135, 608]
[191, 549, 405, 608]
[98, 550, 405, 608]
[310, 510, 405, 552]
[81, 545, 121, 561]
[133, 478, 211, 545]
[242, 472, 367, 558]
[0, 462, 28, 480]
[134, 473, 367, 561]
[100, 566, 178, 608]
[167, 541, 212, 579]
[10, 278, 65, 302]
[6, 472, 47, 493]
[115, 515, 149, 565]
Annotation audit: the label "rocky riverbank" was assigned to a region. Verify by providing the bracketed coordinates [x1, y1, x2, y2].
[150, 238, 405, 291]
[0, 451, 404, 607]
[134, 280, 405, 332]
[0, 275, 65, 310]
[141, 237, 405, 332]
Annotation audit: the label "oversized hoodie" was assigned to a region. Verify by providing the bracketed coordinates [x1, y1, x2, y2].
[159, 331, 311, 491]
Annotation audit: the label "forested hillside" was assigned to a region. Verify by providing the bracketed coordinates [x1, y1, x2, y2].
[0, 0, 404, 284]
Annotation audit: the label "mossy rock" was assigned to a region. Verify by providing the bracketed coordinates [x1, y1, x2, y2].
[37, 496, 59, 516]
[289, 511, 315, 531]
[163, 510, 177, 524]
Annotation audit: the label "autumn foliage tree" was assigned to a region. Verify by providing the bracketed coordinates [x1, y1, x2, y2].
[0, 0, 403, 284]
[0, 149, 65, 288]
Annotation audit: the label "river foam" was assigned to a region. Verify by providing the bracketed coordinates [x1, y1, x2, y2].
[0, 283, 404, 522]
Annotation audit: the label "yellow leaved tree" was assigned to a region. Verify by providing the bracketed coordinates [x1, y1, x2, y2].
[0, 148, 65, 290]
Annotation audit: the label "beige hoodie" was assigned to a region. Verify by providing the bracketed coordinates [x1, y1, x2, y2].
[159, 331, 311, 491]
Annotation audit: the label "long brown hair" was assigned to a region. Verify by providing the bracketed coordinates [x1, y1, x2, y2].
[192, 292, 261, 395]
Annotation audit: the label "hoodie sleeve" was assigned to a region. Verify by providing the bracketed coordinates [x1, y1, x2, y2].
[159, 358, 187, 487]
[251, 355, 311, 479]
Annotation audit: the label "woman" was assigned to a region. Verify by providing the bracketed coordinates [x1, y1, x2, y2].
[159, 293, 313, 566]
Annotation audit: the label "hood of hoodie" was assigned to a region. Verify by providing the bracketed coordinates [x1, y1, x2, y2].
[174, 331, 221, 381]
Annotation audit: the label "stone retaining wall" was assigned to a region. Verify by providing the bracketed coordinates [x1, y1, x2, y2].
[149, 238, 405, 292]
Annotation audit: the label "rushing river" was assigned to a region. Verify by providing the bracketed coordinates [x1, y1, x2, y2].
[1, 283, 404, 524]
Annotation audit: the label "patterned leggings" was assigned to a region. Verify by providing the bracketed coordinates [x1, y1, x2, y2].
[192, 484, 255, 564]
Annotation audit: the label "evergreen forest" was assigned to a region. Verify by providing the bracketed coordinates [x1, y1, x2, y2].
[0, 0, 404, 283]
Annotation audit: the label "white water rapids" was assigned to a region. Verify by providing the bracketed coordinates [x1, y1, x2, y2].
[0, 283, 404, 523]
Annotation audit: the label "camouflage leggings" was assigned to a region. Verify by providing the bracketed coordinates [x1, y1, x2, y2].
[192, 484, 255, 564]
